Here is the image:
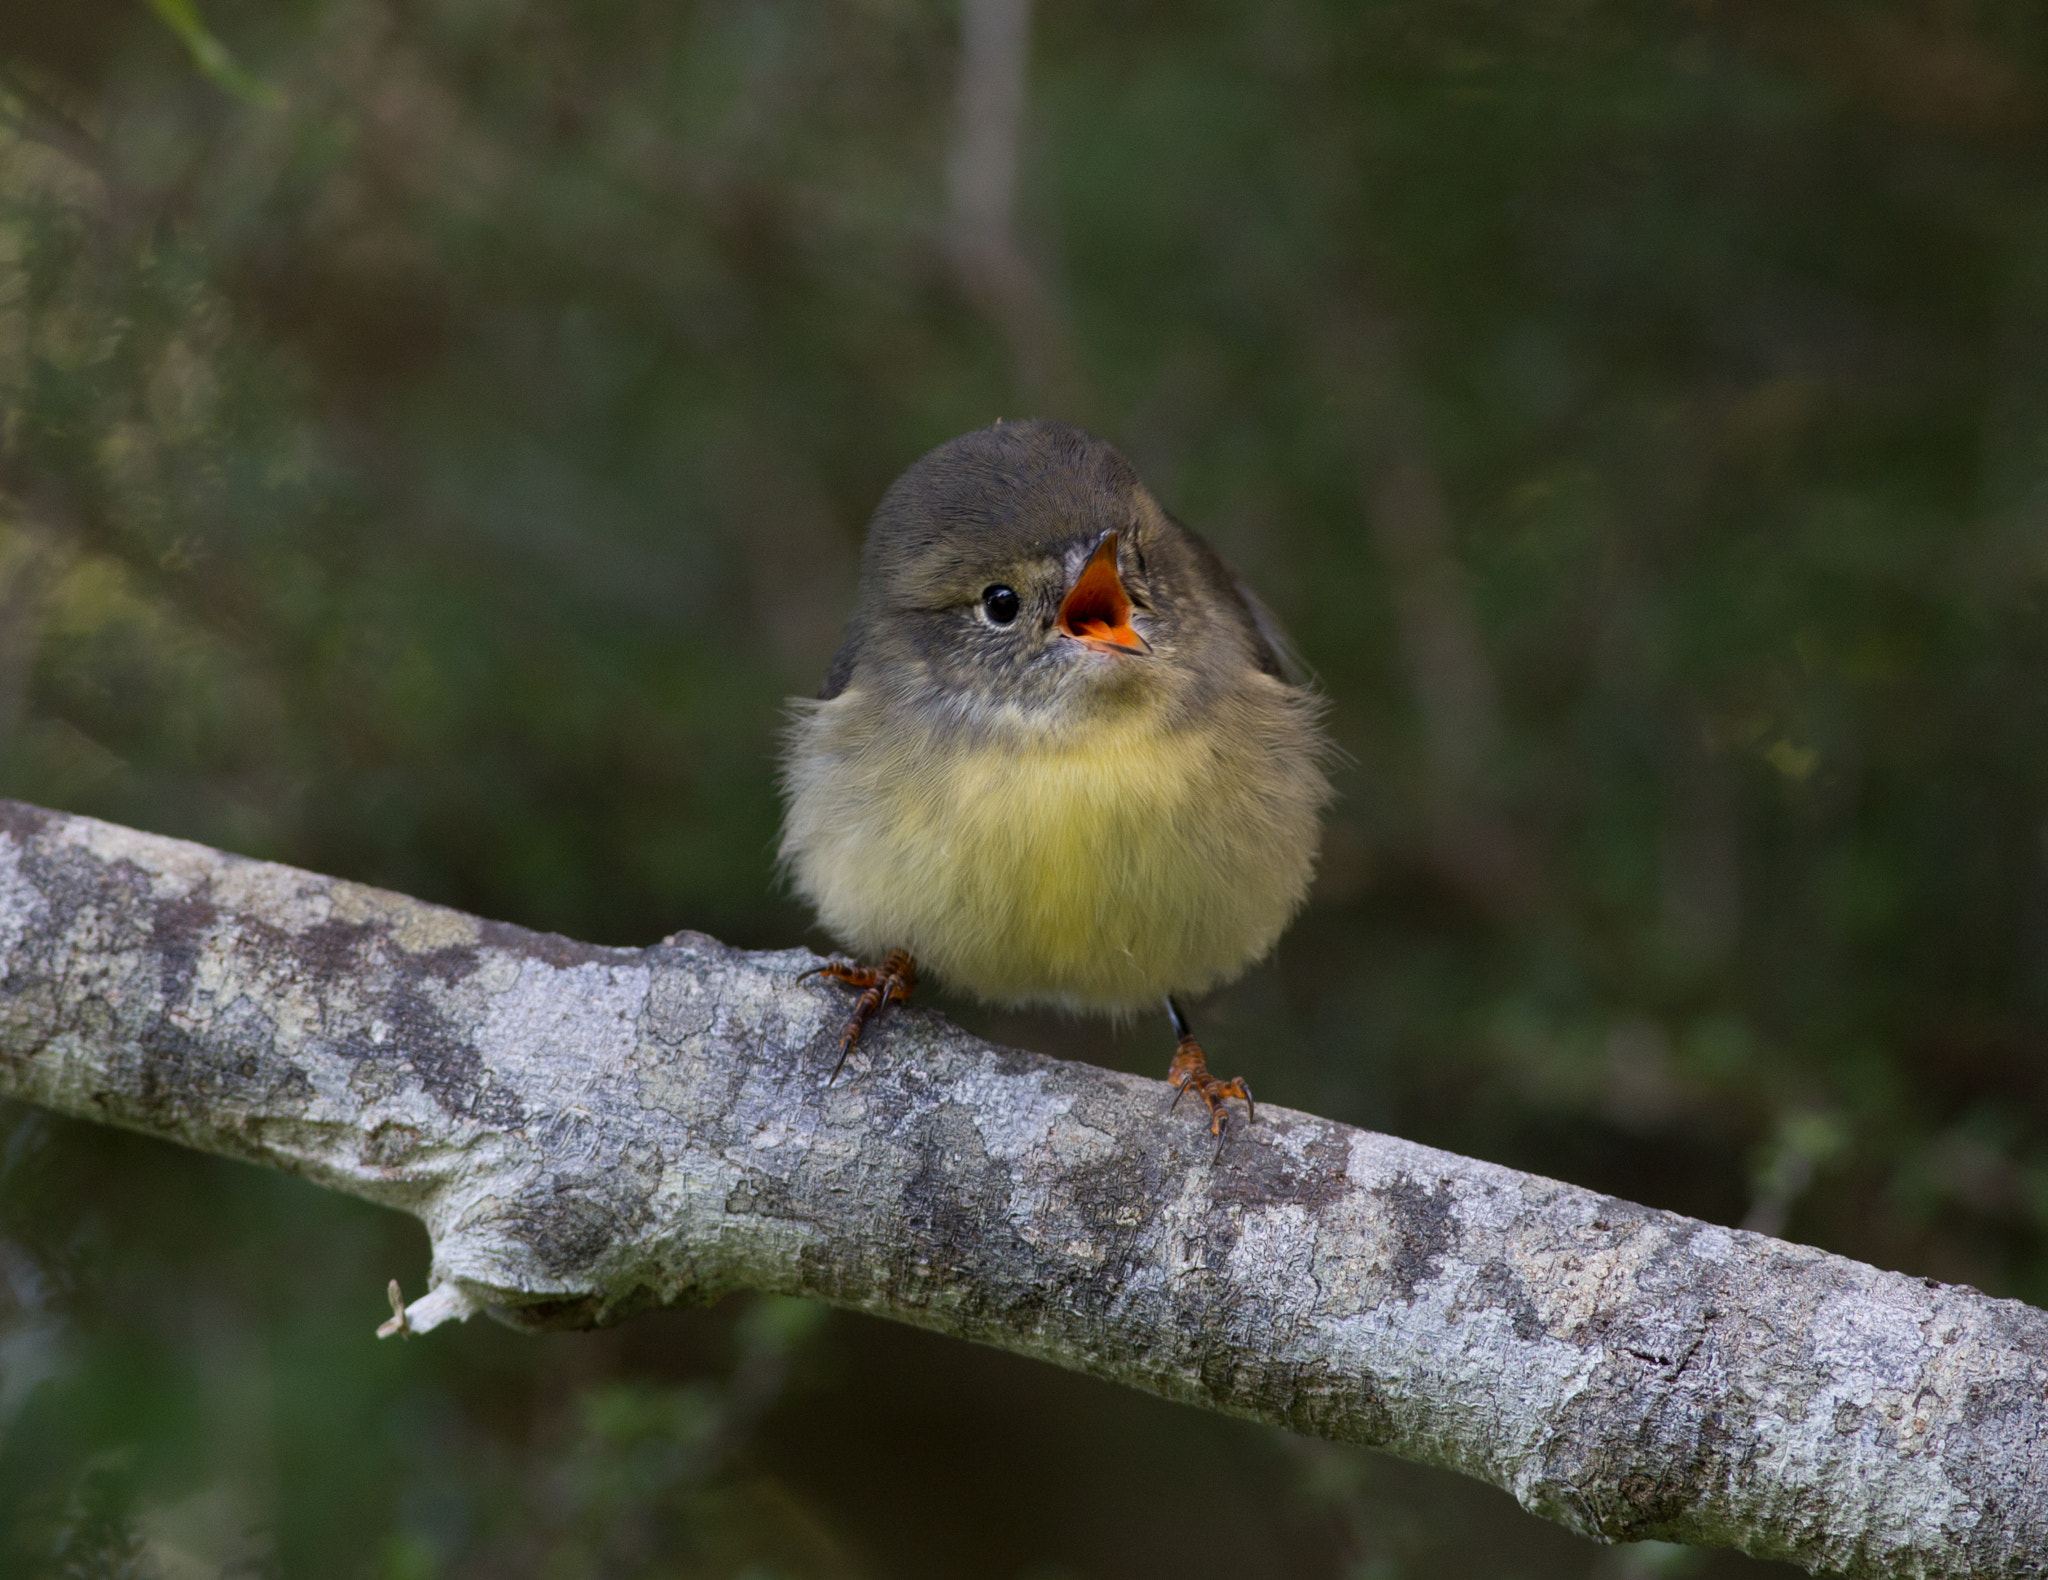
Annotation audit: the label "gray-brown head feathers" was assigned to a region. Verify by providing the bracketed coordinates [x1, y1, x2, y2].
[820, 420, 1286, 730]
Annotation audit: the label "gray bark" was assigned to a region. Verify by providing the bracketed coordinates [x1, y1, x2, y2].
[0, 798, 2042, 1578]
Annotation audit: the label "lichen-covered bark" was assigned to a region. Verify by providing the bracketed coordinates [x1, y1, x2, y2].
[0, 799, 2041, 1577]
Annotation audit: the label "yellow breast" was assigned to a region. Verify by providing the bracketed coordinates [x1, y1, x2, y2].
[780, 684, 1327, 1013]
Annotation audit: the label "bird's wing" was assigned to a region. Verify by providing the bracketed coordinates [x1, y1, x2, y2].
[818, 630, 861, 700]
[1227, 572, 1315, 688]
[1172, 515, 1313, 686]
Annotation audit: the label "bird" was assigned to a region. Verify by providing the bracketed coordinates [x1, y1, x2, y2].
[778, 419, 1333, 1139]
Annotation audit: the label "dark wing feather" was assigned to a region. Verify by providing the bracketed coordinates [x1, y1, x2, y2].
[818, 631, 860, 700]
[1171, 516, 1309, 686]
[1228, 574, 1313, 686]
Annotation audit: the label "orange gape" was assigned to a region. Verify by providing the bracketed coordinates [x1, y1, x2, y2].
[1058, 533, 1150, 654]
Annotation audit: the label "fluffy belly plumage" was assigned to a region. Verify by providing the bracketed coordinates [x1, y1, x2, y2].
[781, 689, 1324, 1013]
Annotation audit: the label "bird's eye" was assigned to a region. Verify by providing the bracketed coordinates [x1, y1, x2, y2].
[981, 585, 1020, 625]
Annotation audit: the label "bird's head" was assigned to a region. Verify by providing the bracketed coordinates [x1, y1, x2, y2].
[836, 420, 1281, 735]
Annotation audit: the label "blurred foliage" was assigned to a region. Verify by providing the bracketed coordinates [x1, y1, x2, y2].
[1, 0, 2046, 1574]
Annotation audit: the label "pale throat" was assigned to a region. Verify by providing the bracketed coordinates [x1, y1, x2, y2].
[913, 647, 1180, 746]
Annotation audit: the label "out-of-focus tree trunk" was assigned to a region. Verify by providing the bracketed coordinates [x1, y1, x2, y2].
[946, 0, 1078, 410]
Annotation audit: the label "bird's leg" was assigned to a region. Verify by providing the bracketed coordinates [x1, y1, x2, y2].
[798, 949, 918, 1082]
[1163, 995, 1254, 1143]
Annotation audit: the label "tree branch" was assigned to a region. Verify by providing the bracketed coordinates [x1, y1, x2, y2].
[0, 798, 2041, 1576]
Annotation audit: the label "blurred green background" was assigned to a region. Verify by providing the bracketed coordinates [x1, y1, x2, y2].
[1, 0, 2045, 1575]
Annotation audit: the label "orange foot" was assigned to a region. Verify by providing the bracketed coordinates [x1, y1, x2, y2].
[1167, 1035, 1255, 1141]
[799, 949, 917, 1081]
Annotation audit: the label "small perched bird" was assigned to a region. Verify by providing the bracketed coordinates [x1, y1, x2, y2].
[779, 419, 1333, 1137]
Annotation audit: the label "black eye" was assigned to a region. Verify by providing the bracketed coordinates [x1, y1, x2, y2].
[981, 585, 1020, 625]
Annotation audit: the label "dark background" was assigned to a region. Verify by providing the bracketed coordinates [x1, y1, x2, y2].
[1, 1, 2044, 1575]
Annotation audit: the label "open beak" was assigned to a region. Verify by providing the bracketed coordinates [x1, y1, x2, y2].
[1058, 532, 1151, 656]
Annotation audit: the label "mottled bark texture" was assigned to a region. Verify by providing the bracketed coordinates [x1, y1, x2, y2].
[0, 801, 2041, 1577]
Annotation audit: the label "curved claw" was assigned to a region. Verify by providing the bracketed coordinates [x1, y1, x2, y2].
[806, 950, 917, 1084]
[1165, 1036, 1254, 1145]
